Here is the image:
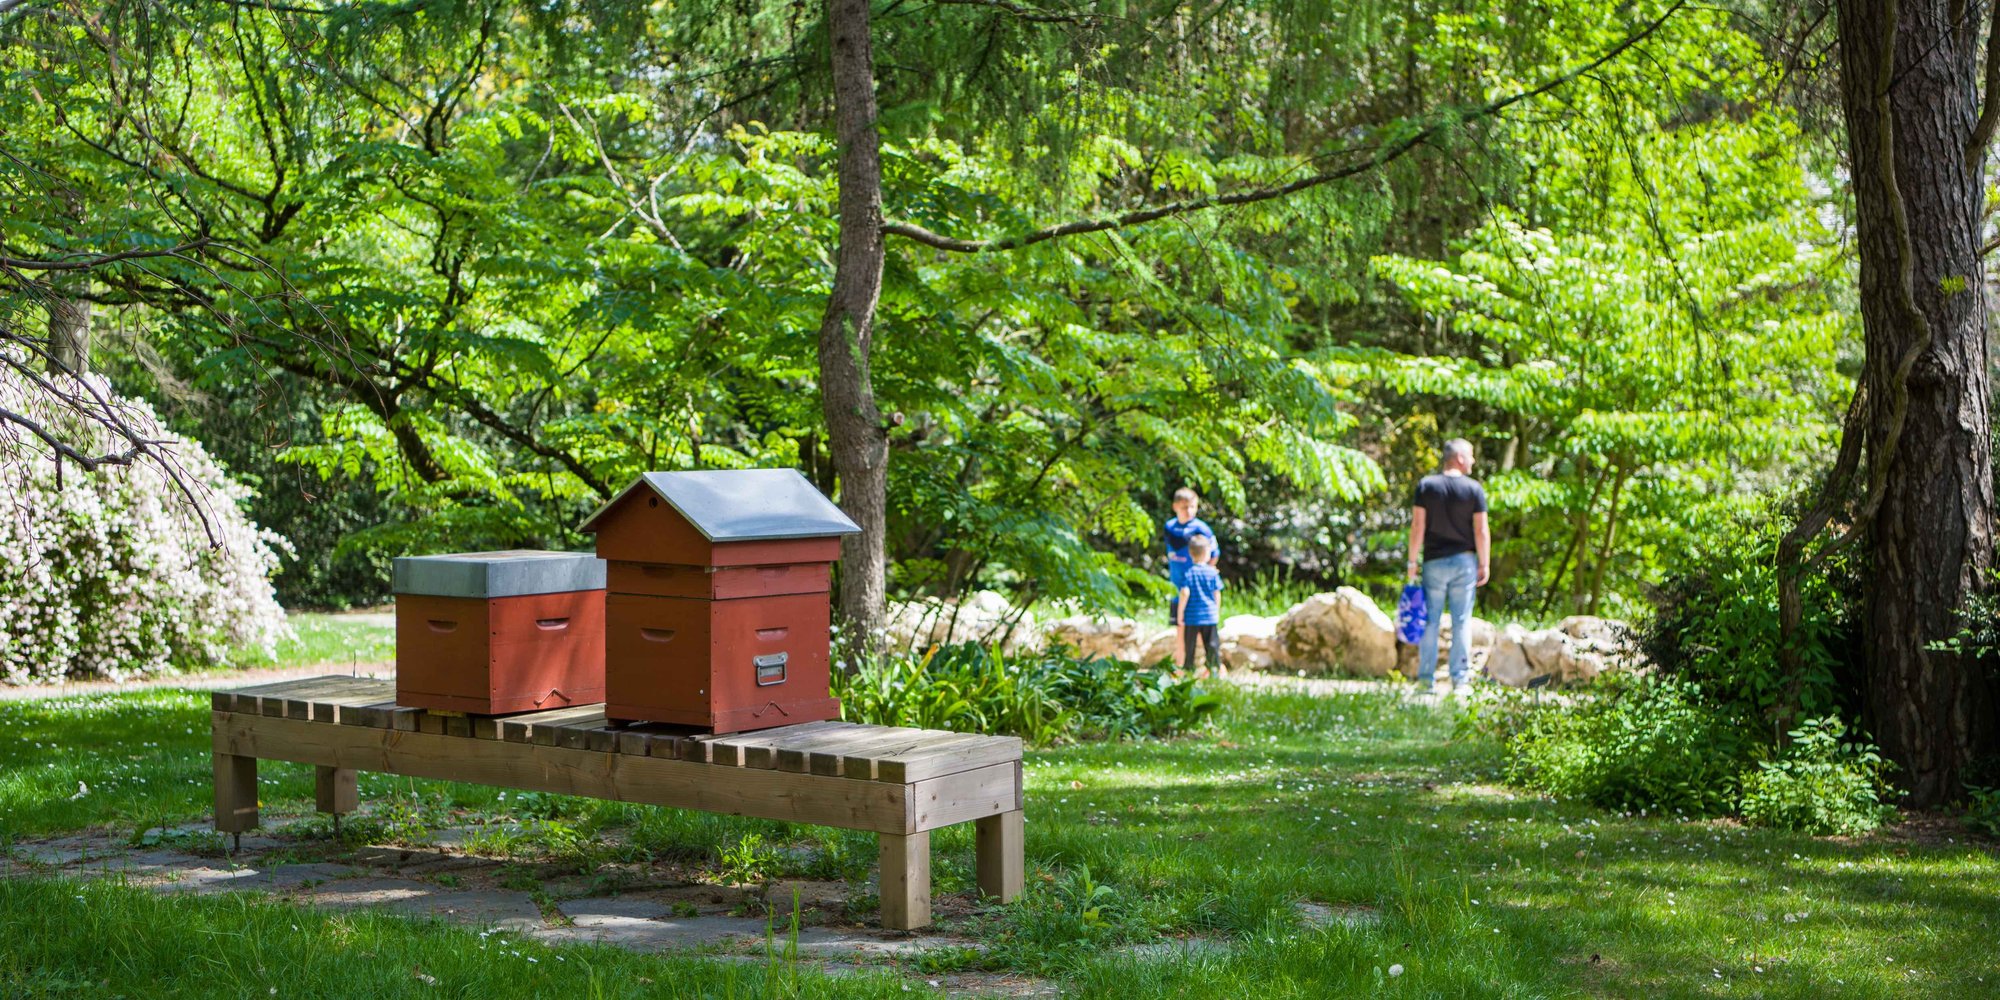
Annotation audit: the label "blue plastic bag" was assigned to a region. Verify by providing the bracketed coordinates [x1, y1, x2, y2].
[1395, 582, 1427, 645]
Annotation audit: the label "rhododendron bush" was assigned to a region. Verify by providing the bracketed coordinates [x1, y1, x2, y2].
[0, 367, 289, 683]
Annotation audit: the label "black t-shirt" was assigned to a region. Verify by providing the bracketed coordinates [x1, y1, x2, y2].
[1415, 473, 1488, 561]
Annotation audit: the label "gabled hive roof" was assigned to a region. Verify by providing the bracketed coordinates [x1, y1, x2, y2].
[579, 469, 860, 542]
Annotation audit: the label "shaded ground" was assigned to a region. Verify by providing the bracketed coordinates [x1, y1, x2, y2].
[3, 819, 1053, 997]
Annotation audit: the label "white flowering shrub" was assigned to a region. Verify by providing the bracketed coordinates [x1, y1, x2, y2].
[0, 365, 290, 683]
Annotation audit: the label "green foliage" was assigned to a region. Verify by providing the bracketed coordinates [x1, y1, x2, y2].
[1738, 717, 1894, 837]
[717, 832, 784, 886]
[1965, 786, 2000, 840]
[833, 643, 1216, 745]
[1641, 504, 1859, 728]
[1505, 676, 1750, 816]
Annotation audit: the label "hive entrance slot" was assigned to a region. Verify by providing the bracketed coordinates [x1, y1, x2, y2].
[641, 627, 677, 642]
[535, 618, 570, 630]
[426, 620, 458, 633]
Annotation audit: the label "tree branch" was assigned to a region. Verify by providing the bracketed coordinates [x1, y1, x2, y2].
[0, 239, 212, 272]
[1967, 0, 2000, 169]
[928, 0, 1104, 25]
[884, 0, 1687, 253]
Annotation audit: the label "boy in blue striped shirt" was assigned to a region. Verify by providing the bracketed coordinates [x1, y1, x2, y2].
[1176, 535, 1224, 677]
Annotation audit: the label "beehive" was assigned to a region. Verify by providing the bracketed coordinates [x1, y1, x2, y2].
[582, 469, 858, 733]
[392, 550, 606, 714]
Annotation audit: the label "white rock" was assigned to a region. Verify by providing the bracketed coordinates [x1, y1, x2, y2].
[882, 591, 1034, 651]
[1138, 627, 1179, 667]
[1219, 614, 1284, 672]
[1484, 624, 1536, 687]
[1276, 588, 1397, 676]
[1045, 616, 1149, 662]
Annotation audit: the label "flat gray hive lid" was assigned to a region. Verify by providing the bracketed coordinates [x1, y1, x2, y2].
[393, 550, 606, 598]
[579, 469, 861, 542]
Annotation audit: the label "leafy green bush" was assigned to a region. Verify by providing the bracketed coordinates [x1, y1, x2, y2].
[834, 643, 1217, 745]
[1738, 717, 1893, 836]
[1641, 506, 1860, 728]
[1505, 676, 1751, 815]
[1965, 786, 2000, 839]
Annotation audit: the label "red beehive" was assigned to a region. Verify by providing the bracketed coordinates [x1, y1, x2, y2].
[393, 550, 607, 714]
[582, 469, 859, 733]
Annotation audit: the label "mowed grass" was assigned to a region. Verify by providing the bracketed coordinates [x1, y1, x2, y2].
[234, 611, 395, 671]
[2, 684, 1997, 997]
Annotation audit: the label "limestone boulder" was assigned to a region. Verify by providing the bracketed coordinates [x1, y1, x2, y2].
[1138, 627, 1179, 667]
[1277, 588, 1397, 676]
[1045, 616, 1150, 662]
[1480, 622, 1637, 687]
[1484, 624, 1535, 687]
[1395, 615, 1499, 679]
[882, 591, 1036, 652]
[1219, 614, 1284, 672]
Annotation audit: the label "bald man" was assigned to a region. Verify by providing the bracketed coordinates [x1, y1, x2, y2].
[1405, 438, 1490, 695]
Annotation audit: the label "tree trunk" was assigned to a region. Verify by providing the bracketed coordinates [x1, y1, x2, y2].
[819, 0, 890, 659]
[1837, 0, 1999, 806]
[46, 293, 90, 375]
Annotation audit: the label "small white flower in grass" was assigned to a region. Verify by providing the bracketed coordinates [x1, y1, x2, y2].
[1388, 964, 1404, 977]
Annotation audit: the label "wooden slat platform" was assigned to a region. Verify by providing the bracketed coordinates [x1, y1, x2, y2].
[209, 675, 1023, 930]
[209, 677, 1020, 784]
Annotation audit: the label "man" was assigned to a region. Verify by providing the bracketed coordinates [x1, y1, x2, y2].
[1405, 438, 1490, 695]
[1162, 487, 1220, 666]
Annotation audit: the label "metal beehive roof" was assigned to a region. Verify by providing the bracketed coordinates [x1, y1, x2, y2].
[579, 469, 860, 542]
[392, 549, 606, 598]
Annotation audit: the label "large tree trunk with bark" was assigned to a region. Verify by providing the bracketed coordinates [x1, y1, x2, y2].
[819, 0, 890, 659]
[1837, 0, 2000, 806]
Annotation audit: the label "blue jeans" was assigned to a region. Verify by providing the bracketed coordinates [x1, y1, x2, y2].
[1418, 551, 1478, 687]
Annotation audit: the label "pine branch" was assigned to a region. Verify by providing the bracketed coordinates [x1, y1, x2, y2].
[928, 0, 1105, 25]
[884, 0, 1688, 253]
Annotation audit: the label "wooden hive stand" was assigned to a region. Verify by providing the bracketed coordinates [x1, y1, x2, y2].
[210, 676, 1023, 930]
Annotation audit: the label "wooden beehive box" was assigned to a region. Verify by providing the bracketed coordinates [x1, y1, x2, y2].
[581, 469, 859, 733]
[393, 550, 606, 715]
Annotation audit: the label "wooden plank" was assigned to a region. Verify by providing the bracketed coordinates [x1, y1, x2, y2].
[314, 765, 358, 815]
[681, 736, 745, 766]
[279, 678, 358, 721]
[873, 734, 1023, 784]
[210, 711, 912, 833]
[307, 679, 396, 724]
[975, 809, 1024, 902]
[213, 751, 258, 833]
[499, 705, 602, 744]
[418, 713, 447, 736]
[471, 716, 502, 740]
[780, 724, 920, 776]
[810, 728, 956, 777]
[842, 732, 993, 781]
[909, 760, 1022, 832]
[878, 830, 931, 931]
[546, 712, 610, 750]
[706, 721, 851, 769]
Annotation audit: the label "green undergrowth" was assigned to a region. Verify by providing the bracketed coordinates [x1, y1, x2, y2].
[3, 684, 1998, 996]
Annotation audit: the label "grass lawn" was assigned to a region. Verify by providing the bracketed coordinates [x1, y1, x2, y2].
[2, 683, 1996, 997]
[234, 611, 396, 672]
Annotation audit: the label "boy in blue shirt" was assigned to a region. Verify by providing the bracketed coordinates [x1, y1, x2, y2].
[1177, 535, 1224, 677]
[1162, 488, 1220, 667]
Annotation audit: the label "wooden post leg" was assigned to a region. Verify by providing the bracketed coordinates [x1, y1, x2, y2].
[975, 810, 1024, 902]
[314, 766, 357, 819]
[213, 753, 258, 841]
[878, 830, 931, 930]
